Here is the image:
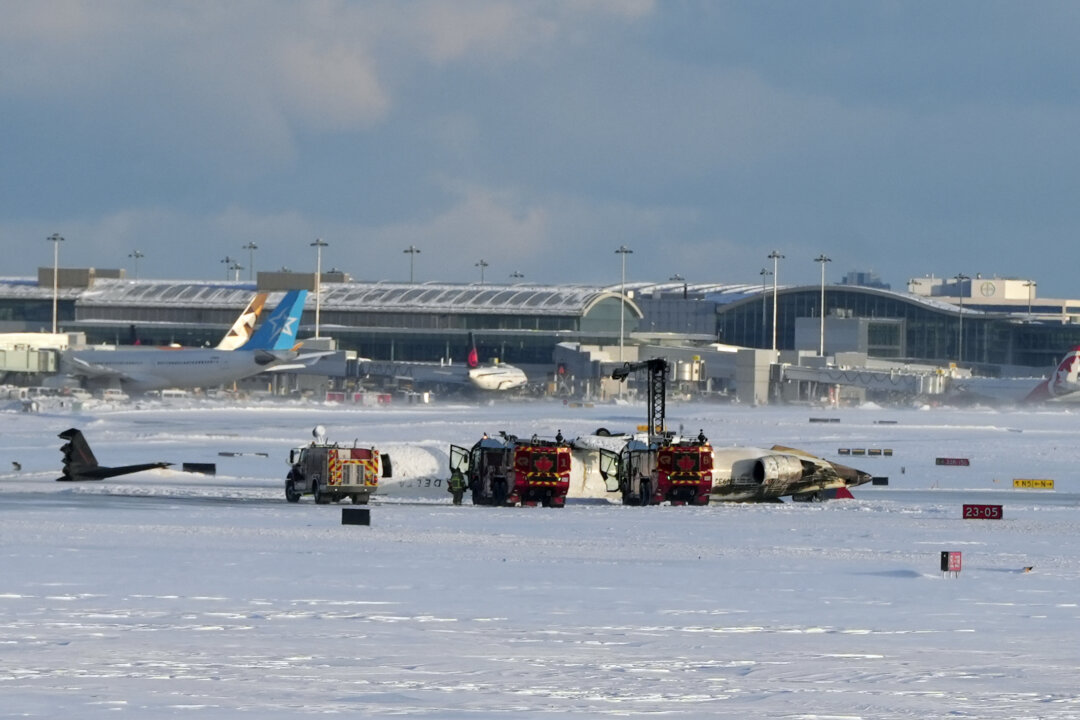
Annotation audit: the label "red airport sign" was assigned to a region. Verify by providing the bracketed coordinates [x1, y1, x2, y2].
[963, 504, 1003, 520]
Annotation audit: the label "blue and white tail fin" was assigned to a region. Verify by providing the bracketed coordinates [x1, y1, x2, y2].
[239, 290, 307, 351]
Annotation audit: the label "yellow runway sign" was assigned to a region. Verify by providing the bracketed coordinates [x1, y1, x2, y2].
[1013, 479, 1054, 489]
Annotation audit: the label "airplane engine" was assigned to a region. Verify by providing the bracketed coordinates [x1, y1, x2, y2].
[752, 454, 805, 485]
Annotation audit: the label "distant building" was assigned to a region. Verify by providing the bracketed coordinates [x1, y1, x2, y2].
[839, 270, 889, 290]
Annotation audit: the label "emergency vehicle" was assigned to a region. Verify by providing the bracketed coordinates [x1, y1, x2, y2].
[450, 431, 572, 507]
[285, 426, 392, 504]
[597, 431, 713, 506]
[598, 358, 712, 505]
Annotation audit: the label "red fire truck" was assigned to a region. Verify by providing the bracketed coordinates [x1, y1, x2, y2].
[450, 431, 572, 507]
[598, 432, 713, 505]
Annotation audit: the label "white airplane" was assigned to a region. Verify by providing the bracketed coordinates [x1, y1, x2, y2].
[946, 346, 1080, 404]
[357, 333, 528, 393]
[62, 290, 308, 394]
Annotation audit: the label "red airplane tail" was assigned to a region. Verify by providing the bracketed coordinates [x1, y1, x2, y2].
[467, 332, 479, 369]
[1024, 346, 1080, 402]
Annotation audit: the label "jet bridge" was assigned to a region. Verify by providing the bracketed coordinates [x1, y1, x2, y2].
[779, 364, 947, 397]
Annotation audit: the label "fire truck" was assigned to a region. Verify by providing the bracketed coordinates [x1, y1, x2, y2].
[597, 358, 713, 505]
[450, 431, 572, 507]
[285, 426, 392, 504]
[597, 431, 713, 505]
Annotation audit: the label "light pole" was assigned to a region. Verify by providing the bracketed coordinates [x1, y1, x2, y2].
[1024, 280, 1036, 319]
[510, 271, 524, 280]
[954, 273, 969, 363]
[404, 245, 420, 283]
[230, 261, 244, 282]
[128, 249, 144, 280]
[311, 238, 328, 338]
[759, 267, 771, 348]
[767, 250, 784, 351]
[814, 254, 831, 356]
[616, 245, 633, 363]
[242, 242, 258, 281]
[220, 255, 235, 280]
[47, 233, 64, 334]
[475, 259, 488, 285]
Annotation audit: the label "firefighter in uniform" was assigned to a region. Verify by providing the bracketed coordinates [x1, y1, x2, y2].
[448, 468, 467, 505]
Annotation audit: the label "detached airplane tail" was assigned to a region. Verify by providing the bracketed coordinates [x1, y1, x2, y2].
[1023, 346, 1080, 402]
[216, 293, 269, 350]
[59, 427, 99, 478]
[238, 290, 308, 351]
[57, 427, 171, 481]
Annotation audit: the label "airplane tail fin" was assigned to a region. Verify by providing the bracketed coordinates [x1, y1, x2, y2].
[467, 332, 479, 368]
[216, 293, 268, 350]
[238, 290, 308, 351]
[1024, 346, 1080, 402]
[58, 428, 98, 480]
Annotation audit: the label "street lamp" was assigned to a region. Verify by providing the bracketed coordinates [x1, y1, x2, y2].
[404, 245, 420, 283]
[510, 271, 524, 280]
[230, 261, 244, 282]
[475, 259, 488, 285]
[616, 245, 633, 363]
[128, 249, 144, 280]
[814, 254, 831, 356]
[1024, 280, 1036, 319]
[311, 238, 328, 338]
[47, 233, 64, 334]
[954, 273, 969, 363]
[220, 255, 235, 280]
[242, 242, 258, 281]
[759, 268, 772, 348]
[767, 250, 784, 351]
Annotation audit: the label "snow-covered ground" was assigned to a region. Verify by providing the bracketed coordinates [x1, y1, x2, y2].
[2, 399, 1080, 718]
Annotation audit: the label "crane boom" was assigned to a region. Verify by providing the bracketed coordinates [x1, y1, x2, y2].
[611, 358, 668, 443]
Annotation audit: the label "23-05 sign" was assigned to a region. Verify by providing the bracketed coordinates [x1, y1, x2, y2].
[963, 504, 1003, 520]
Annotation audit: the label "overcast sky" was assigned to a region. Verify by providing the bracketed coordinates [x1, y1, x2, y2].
[4, 2, 1080, 296]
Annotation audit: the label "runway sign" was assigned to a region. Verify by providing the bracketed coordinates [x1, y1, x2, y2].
[181, 462, 216, 475]
[963, 504, 1002, 520]
[809, 417, 840, 423]
[871, 477, 889, 485]
[936, 457, 970, 466]
[1013, 479, 1054, 489]
[940, 551, 962, 575]
[342, 508, 371, 526]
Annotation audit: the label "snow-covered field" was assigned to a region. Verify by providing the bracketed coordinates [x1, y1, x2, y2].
[2, 399, 1080, 718]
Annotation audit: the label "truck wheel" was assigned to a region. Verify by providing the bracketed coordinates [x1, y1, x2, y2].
[313, 482, 329, 505]
[285, 481, 300, 503]
[351, 493, 369, 505]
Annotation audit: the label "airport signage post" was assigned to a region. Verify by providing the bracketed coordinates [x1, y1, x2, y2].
[936, 457, 971, 466]
[1013, 479, 1054, 489]
[940, 551, 962, 576]
[963, 504, 1003, 520]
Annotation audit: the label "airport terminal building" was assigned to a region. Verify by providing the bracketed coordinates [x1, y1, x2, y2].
[4, 269, 1080, 383]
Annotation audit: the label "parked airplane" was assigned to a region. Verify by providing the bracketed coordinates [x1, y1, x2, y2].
[61, 290, 308, 394]
[945, 346, 1080, 404]
[57, 427, 171, 481]
[356, 333, 527, 393]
